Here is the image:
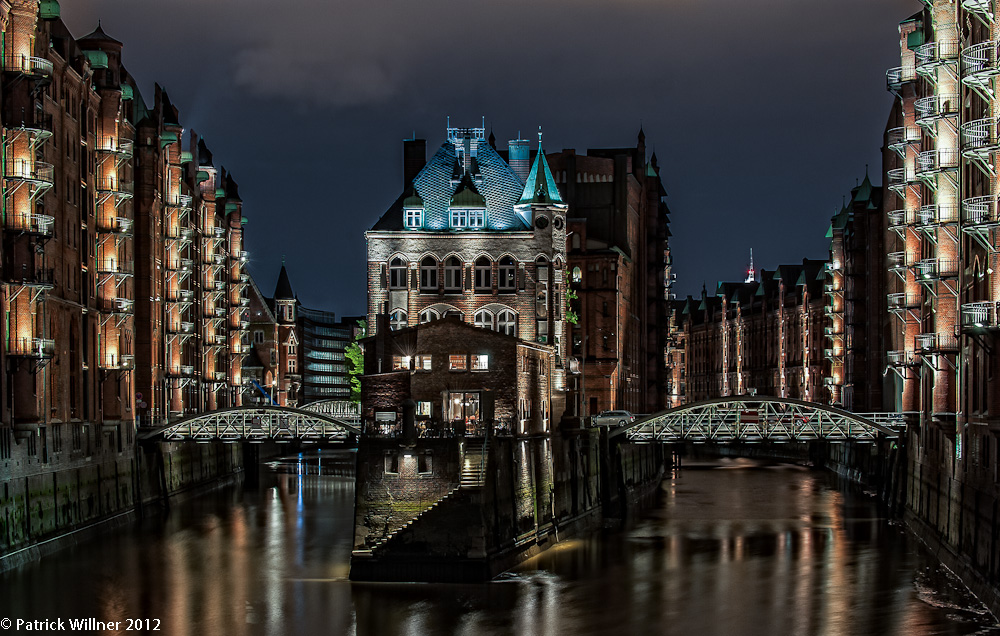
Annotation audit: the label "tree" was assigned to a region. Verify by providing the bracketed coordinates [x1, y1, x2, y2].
[345, 319, 367, 403]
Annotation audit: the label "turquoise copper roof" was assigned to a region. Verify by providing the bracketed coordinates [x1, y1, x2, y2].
[518, 144, 563, 205]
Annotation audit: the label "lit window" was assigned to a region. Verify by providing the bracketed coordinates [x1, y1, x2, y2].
[468, 209, 485, 228]
[390, 310, 407, 331]
[498, 257, 516, 291]
[449, 354, 467, 371]
[497, 310, 517, 336]
[571, 267, 582, 283]
[420, 257, 438, 291]
[389, 258, 406, 289]
[474, 257, 492, 291]
[415, 354, 432, 370]
[450, 209, 468, 228]
[392, 355, 411, 370]
[444, 257, 462, 292]
[404, 208, 422, 228]
[474, 309, 493, 330]
[416, 401, 432, 417]
[419, 308, 439, 323]
[472, 354, 489, 371]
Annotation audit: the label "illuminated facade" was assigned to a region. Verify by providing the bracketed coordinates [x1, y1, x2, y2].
[884, 2, 998, 459]
[366, 125, 569, 407]
[0, 4, 249, 458]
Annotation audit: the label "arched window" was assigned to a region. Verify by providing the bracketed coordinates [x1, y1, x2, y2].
[420, 257, 438, 292]
[497, 309, 517, 336]
[419, 308, 439, 324]
[444, 257, 462, 292]
[474, 257, 492, 291]
[389, 258, 406, 289]
[571, 267, 582, 283]
[389, 310, 407, 331]
[498, 257, 516, 292]
[474, 309, 493, 330]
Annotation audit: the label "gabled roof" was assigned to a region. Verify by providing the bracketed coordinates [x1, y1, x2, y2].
[78, 22, 122, 45]
[518, 143, 564, 205]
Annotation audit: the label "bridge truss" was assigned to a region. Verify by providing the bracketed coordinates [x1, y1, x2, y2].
[142, 405, 362, 443]
[619, 396, 902, 443]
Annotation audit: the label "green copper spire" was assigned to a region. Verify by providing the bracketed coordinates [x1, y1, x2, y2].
[517, 130, 563, 205]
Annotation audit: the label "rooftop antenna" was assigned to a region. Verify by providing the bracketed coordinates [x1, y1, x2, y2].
[538, 125, 543, 145]
[745, 249, 756, 283]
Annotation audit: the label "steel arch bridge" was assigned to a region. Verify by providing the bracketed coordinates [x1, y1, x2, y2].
[616, 396, 902, 443]
[140, 404, 362, 443]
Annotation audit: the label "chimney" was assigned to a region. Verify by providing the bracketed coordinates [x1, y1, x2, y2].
[508, 138, 530, 182]
[403, 138, 426, 189]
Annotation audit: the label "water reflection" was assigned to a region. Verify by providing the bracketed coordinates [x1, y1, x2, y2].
[1, 453, 997, 636]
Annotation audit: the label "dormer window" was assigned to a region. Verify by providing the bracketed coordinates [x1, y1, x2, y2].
[404, 208, 422, 229]
[450, 208, 486, 229]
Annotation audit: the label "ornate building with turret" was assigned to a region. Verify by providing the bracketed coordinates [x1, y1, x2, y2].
[366, 125, 570, 425]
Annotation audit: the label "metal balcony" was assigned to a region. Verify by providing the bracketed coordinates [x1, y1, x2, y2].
[962, 0, 994, 18]
[166, 226, 195, 241]
[6, 213, 55, 237]
[237, 250, 249, 264]
[962, 196, 1000, 229]
[167, 288, 194, 302]
[961, 118, 1000, 158]
[887, 350, 915, 366]
[98, 216, 133, 236]
[239, 296, 250, 307]
[887, 292, 921, 310]
[96, 138, 133, 158]
[95, 176, 133, 197]
[887, 126, 921, 157]
[887, 209, 915, 232]
[101, 297, 134, 315]
[9, 113, 53, 144]
[915, 94, 960, 127]
[208, 253, 226, 266]
[95, 259, 133, 277]
[916, 148, 960, 177]
[886, 66, 916, 92]
[5, 268, 54, 289]
[213, 281, 226, 292]
[887, 167, 917, 196]
[167, 258, 193, 272]
[823, 348, 844, 361]
[167, 365, 195, 378]
[915, 40, 960, 76]
[210, 371, 228, 382]
[5, 55, 53, 80]
[100, 353, 135, 370]
[168, 321, 195, 334]
[7, 337, 54, 358]
[165, 194, 193, 211]
[962, 41, 1000, 88]
[915, 258, 959, 280]
[917, 332, 959, 352]
[916, 203, 959, 227]
[823, 326, 843, 336]
[888, 251, 912, 274]
[962, 301, 1000, 328]
[6, 159, 54, 186]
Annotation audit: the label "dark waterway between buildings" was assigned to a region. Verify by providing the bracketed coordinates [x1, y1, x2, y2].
[2, 452, 999, 636]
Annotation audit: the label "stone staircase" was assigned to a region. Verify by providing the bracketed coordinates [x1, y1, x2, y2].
[355, 439, 491, 558]
[461, 439, 489, 488]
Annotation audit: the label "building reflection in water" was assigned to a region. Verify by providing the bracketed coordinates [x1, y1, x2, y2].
[0, 454, 994, 636]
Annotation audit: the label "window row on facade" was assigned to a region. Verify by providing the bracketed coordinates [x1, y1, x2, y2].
[389, 307, 517, 335]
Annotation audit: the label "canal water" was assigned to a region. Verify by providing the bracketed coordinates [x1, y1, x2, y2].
[2, 452, 999, 636]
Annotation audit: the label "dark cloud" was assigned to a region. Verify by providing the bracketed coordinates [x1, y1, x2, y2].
[65, 0, 918, 313]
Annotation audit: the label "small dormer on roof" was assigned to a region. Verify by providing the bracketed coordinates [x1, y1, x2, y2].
[448, 174, 487, 230]
[402, 187, 424, 229]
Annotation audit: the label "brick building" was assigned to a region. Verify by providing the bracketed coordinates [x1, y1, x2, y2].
[243, 264, 362, 406]
[366, 124, 569, 413]
[674, 259, 826, 402]
[0, 4, 249, 486]
[360, 316, 556, 436]
[546, 132, 672, 417]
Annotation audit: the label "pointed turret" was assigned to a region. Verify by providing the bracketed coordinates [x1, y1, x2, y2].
[274, 264, 295, 301]
[517, 135, 563, 205]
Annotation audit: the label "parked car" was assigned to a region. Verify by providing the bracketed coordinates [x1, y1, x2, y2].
[592, 410, 636, 426]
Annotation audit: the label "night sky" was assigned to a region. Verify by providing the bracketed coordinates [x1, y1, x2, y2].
[65, 0, 917, 317]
